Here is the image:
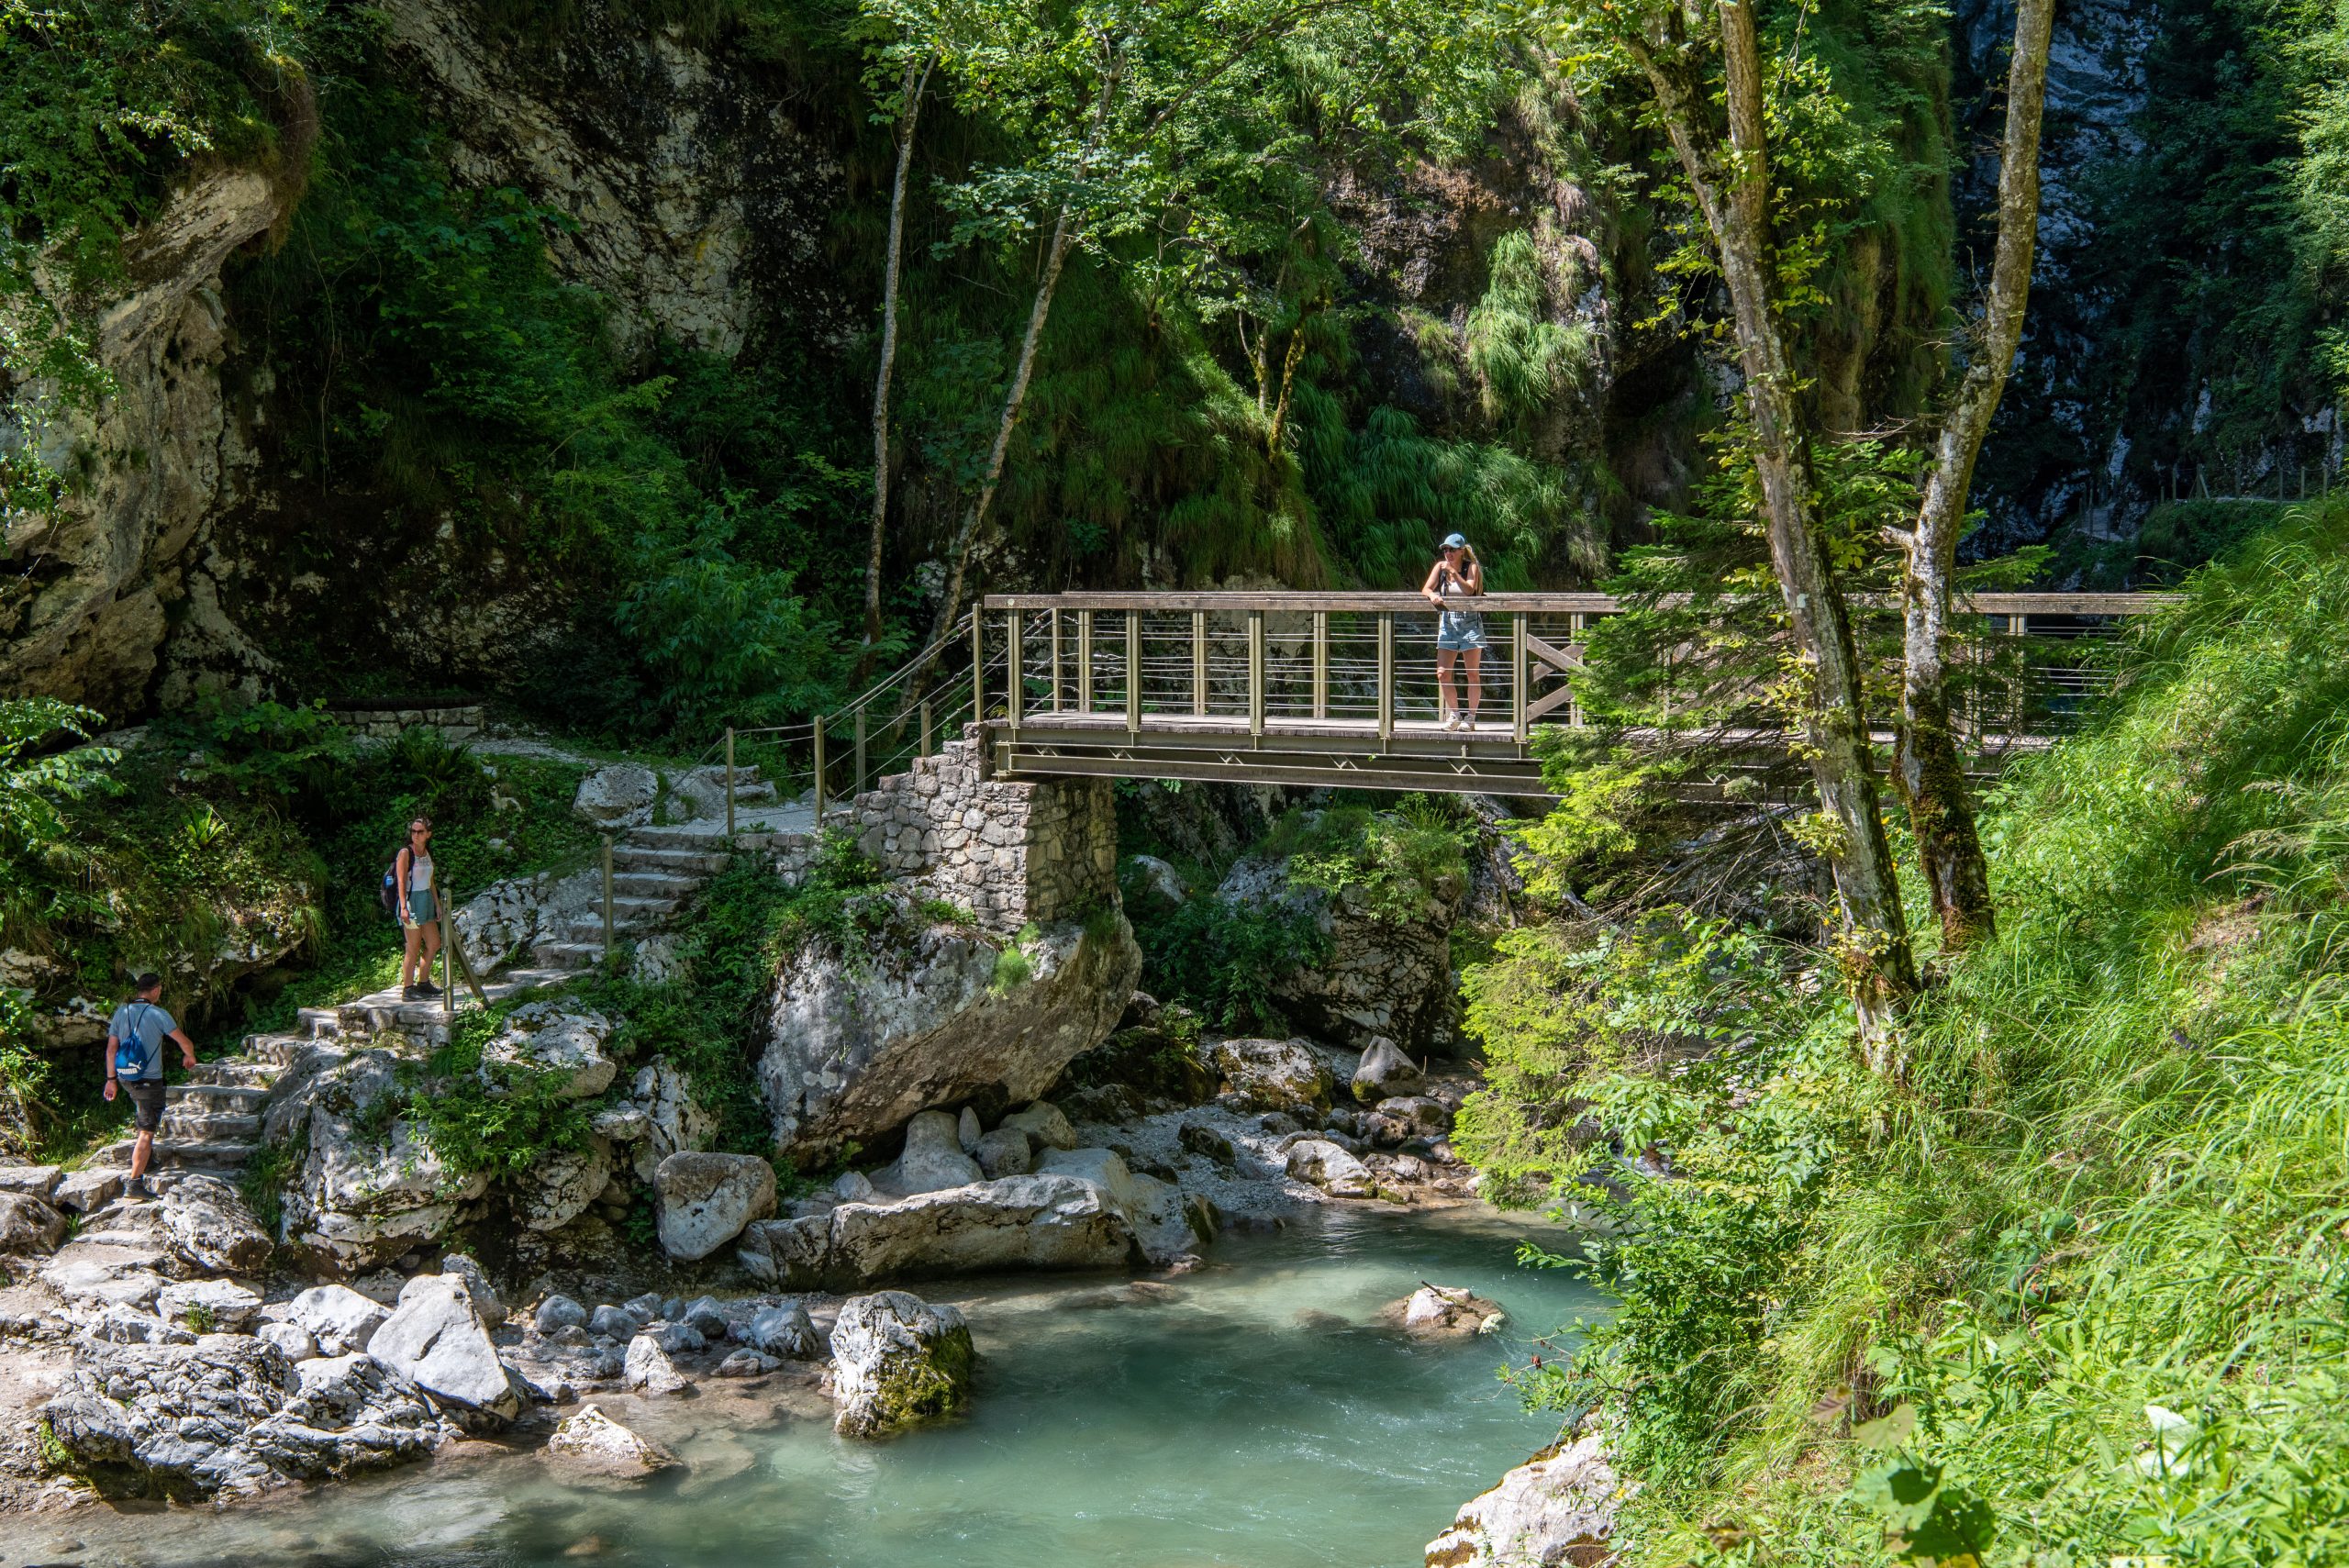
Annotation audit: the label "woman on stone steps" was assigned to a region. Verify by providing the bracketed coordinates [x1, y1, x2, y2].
[397, 816, 443, 1000]
[1420, 532, 1485, 731]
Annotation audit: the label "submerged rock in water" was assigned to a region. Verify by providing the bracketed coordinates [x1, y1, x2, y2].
[827, 1291, 974, 1439]
[757, 907, 1139, 1166]
[545, 1403, 681, 1477]
[1385, 1284, 1506, 1338]
[1423, 1431, 1624, 1568]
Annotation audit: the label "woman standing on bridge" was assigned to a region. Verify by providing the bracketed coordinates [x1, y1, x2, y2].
[1421, 533, 1485, 730]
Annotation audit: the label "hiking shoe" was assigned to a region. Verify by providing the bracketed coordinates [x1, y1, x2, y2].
[400, 984, 421, 1000]
[412, 980, 443, 997]
[1459, 714, 1476, 732]
[1440, 710, 1461, 732]
[127, 1176, 152, 1199]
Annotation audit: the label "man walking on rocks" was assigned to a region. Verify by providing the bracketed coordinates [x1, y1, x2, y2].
[104, 973, 198, 1198]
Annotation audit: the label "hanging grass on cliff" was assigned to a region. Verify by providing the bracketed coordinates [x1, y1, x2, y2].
[1466, 499, 2349, 1563]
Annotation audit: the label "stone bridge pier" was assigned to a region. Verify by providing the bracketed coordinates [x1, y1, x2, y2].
[825, 739, 1119, 936]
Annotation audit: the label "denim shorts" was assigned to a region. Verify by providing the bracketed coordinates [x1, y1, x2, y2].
[1437, 610, 1486, 651]
[406, 886, 438, 924]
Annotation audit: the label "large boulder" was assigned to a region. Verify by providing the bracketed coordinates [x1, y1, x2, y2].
[482, 1005, 618, 1099]
[607, 1058, 716, 1184]
[0, 1191, 68, 1254]
[367, 1273, 518, 1420]
[872, 1110, 982, 1198]
[827, 1292, 975, 1439]
[0, 1163, 61, 1198]
[738, 1174, 1140, 1290]
[42, 1337, 448, 1496]
[1218, 846, 1464, 1052]
[574, 762, 657, 828]
[276, 1051, 489, 1274]
[653, 1151, 777, 1261]
[1422, 1432, 1624, 1568]
[452, 868, 598, 974]
[155, 1173, 272, 1275]
[757, 905, 1140, 1165]
[1208, 1038, 1332, 1112]
[1352, 1037, 1425, 1104]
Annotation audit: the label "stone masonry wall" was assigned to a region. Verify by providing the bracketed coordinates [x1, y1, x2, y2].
[830, 739, 1119, 937]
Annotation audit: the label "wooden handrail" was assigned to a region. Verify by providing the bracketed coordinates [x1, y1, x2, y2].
[982, 590, 2182, 616]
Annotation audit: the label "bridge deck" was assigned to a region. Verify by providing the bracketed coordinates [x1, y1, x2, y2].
[770, 590, 2179, 812]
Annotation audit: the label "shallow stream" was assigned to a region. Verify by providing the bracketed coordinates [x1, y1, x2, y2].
[47, 1205, 1601, 1568]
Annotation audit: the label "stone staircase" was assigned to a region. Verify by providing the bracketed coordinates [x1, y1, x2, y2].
[530, 765, 818, 973]
[84, 766, 821, 1173]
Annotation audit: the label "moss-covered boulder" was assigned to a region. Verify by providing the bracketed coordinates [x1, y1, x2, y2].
[826, 1290, 975, 1440]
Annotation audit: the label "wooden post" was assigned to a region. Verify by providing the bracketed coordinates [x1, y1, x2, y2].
[1050, 607, 1063, 712]
[724, 727, 736, 843]
[1376, 612, 1394, 745]
[853, 707, 867, 798]
[440, 897, 452, 1019]
[970, 611, 985, 725]
[1510, 612, 1528, 745]
[600, 835, 615, 963]
[1247, 609, 1264, 740]
[1126, 609, 1141, 738]
[812, 716, 827, 822]
[1191, 609, 1207, 716]
[1077, 610, 1094, 715]
[919, 699, 932, 758]
[1008, 609, 1024, 741]
[1311, 610, 1328, 720]
[1569, 611, 1586, 728]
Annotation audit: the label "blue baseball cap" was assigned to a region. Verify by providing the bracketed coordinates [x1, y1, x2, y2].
[1442, 533, 1468, 550]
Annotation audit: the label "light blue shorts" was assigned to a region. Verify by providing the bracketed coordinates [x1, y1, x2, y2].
[406, 886, 438, 924]
[1437, 611, 1486, 651]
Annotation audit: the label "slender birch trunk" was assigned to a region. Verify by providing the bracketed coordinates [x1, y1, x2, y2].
[929, 68, 1120, 651]
[857, 53, 936, 684]
[1893, 0, 2054, 951]
[1636, 3, 1919, 1040]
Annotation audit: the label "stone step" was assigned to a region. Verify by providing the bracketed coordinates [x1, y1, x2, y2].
[611, 871, 698, 898]
[296, 1007, 346, 1040]
[622, 825, 741, 851]
[243, 1034, 320, 1068]
[159, 1108, 261, 1141]
[184, 1061, 278, 1088]
[168, 1082, 269, 1111]
[93, 1139, 259, 1173]
[610, 846, 732, 875]
[529, 942, 603, 972]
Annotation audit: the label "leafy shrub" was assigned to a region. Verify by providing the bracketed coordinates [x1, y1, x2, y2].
[1130, 895, 1328, 1033]
[398, 1006, 593, 1181]
[1270, 799, 1470, 924]
[164, 697, 355, 806]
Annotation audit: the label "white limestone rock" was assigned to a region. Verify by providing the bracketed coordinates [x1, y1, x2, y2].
[1286, 1139, 1378, 1199]
[738, 1173, 1140, 1290]
[156, 1279, 263, 1333]
[368, 1273, 518, 1420]
[0, 1191, 67, 1254]
[573, 762, 658, 828]
[623, 1333, 691, 1396]
[1422, 1432, 1625, 1568]
[155, 1173, 272, 1275]
[483, 1004, 618, 1099]
[998, 1100, 1077, 1152]
[1209, 1038, 1333, 1112]
[872, 1109, 982, 1197]
[653, 1151, 777, 1261]
[546, 1402, 682, 1476]
[287, 1284, 390, 1356]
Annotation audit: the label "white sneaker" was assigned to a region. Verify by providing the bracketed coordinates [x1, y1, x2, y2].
[1441, 711, 1461, 732]
[1459, 714, 1476, 732]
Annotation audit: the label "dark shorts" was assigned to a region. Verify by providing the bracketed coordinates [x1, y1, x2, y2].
[125, 1078, 167, 1133]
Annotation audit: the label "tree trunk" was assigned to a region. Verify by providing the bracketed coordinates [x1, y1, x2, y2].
[857, 54, 935, 684]
[1893, 0, 2054, 952]
[1641, 5, 1920, 1038]
[929, 68, 1120, 651]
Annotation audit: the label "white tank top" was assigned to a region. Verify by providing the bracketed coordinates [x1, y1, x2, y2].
[408, 850, 434, 892]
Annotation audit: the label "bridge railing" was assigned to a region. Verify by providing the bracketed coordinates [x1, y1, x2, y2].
[974, 591, 2176, 754]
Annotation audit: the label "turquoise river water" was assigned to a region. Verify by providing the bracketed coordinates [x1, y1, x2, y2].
[29, 1205, 1602, 1568]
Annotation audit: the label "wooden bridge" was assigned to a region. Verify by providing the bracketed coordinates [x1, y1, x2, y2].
[954, 590, 2171, 800]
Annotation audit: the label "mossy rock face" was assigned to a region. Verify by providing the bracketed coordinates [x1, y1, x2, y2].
[829, 1291, 977, 1440]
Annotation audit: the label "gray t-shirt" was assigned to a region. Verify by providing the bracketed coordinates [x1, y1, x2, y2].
[108, 1001, 177, 1082]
